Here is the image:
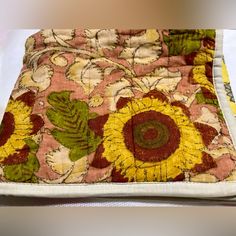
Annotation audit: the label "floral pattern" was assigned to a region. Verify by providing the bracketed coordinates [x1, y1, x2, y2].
[0, 91, 44, 182]
[89, 90, 217, 182]
[0, 29, 236, 184]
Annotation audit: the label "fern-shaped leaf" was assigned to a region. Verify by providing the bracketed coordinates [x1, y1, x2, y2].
[47, 91, 101, 161]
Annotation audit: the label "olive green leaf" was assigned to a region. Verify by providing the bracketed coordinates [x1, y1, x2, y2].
[196, 92, 218, 106]
[3, 138, 40, 182]
[46, 91, 101, 162]
[4, 153, 40, 182]
[196, 92, 224, 120]
[24, 138, 39, 153]
[163, 30, 215, 56]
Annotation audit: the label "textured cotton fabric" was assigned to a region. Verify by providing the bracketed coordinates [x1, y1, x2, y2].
[0, 29, 236, 198]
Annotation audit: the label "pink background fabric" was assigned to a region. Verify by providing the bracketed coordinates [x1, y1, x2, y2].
[0, 30, 236, 205]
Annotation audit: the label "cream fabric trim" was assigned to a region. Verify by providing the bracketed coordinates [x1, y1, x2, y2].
[213, 30, 236, 146]
[0, 182, 236, 198]
[0, 29, 236, 198]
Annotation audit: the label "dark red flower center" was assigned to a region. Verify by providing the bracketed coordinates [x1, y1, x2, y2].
[143, 127, 158, 140]
[133, 120, 169, 149]
[123, 110, 180, 162]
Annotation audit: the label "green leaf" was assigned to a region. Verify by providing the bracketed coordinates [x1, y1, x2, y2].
[88, 112, 98, 120]
[24, 138, 39, 153]
[46, 91, 101, 161]
[163, 30, 215, 56]
[69, 147, 89, 162]
[24, 174, 39, 183]
[196, 92, 219, 106]
[196, 92, 224, 120]
[217, 110, 224, 121]
[169, 30, 215, 39]
[51, 129, 89, 149]
[4, 153, 39, 182]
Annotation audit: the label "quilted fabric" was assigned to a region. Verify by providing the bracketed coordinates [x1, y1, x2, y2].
[0, 29, 236, 184]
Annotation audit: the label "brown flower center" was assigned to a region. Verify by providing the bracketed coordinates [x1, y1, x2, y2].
[123, 110, 180, 162]
[133, 120, 169, 149]
[143, 128, 158, 140]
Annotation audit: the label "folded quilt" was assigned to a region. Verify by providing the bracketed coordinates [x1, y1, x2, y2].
[0, 29, 236, 197]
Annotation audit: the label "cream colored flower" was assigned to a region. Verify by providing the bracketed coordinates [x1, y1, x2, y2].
[89, 95, 104, 107]
[105, 68, 181, 111]
[190, 173, 217, 183]
[41, 29, 75, 44]
[85, 29, 118, 51]
[133, 68, 182, 93]
[195, 107, 221, 132]
[19, 65, 53, 92]
[119, 29, 162, 64]
[50, 52, 68, 67]
[45, 145, 88, 183]
[105, 78, 134, 111]
[25, 36, 35, 53]
[66, 58, 103, 94]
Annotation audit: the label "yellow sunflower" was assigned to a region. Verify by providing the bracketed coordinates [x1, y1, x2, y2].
[187, 48, 216, 95]
[191, 65, 215, 94]
[0, 91, 44, 164]
[103, 97, 204, 181]
[101, 95, 205, 182]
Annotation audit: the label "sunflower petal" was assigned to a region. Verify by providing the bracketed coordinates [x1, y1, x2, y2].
[91, 143, 110, 169]
[111, 168, 129, 182]
[30, 114, 44, 135]
[194, 122, 218, 146]
[88, 114, 109, 137]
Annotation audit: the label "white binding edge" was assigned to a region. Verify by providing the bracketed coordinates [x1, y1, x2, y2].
[0, 181, 236, 198]
[213, 29, 236, 147]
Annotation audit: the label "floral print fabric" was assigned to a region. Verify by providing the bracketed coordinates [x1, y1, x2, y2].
[0, 29, 236, 184]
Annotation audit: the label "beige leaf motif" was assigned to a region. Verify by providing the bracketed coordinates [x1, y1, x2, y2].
[41, 29, 75, 44]
[120, 29, 162, 64]
[172, 92, 189, 103]
[96, 166, 113, 182]
[195, 107, 221, 132]
[19, 65, 53, 92]
[66, 58, 103, 94]
[133, 68, 181, 93]
[45, 145, 88, 183]
[105, 68, 181, 111]
[46, 146, 72, 175]
[89, 94, 104, 107]
[50, 52, 68, 67]
[85, 29, 118, 51]
[190, 173, 217, 183]
[25, 36, 35, 53]
[104, 66, 118, 76]
[64, 157, 88, 183]
[205, 147, 236, 159]
[105, 78, 134, 111]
